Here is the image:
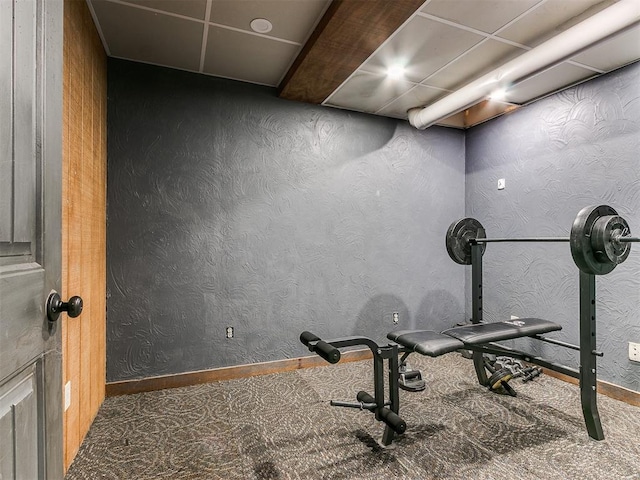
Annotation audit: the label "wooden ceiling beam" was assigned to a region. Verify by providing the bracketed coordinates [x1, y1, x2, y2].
[278, 0, 425, 104]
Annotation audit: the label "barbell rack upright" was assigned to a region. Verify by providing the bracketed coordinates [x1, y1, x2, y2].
[471, 242, 488, 386]
[580, 271, 604, 440]
[468, 237, 604, 440]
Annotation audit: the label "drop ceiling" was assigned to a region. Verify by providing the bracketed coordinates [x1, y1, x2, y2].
[87, 0, 640, 128]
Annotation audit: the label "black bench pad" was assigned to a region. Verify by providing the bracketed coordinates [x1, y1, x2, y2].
[387, 330, 464, 357]
[442, 318, 561, 344]
[388, 318, 562, 357]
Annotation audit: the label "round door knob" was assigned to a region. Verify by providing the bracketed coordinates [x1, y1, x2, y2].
[46, 292, 83, 322]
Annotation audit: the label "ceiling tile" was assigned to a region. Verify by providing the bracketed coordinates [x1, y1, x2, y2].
[119, 0, 208, 20]
[497, 0, 616, 47]
[90, 0, 203, 71]
[425, 39, 527, 90]
[209, 0, 330, 43]
[505, 62, 598, 104]
[421, 0, 540, 34]
[324, 72, 415, 114]
[571, 24, 640, 71]
[203, 26, 300, 86]
[377, 85, 446, 119]
[362, 16, 485, 83]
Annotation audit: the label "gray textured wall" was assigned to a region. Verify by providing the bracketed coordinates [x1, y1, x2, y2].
[465, 61, 640, 391]
[106, 59, 466, 382]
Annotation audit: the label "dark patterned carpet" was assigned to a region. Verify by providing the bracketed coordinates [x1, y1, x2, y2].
[66, 354, 640, 479]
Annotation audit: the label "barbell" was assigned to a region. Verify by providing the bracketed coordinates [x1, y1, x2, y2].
[446, 205, 638, 275]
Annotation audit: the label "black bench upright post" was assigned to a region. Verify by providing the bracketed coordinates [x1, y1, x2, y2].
[579, 271, 604, 440]
[381, 344, 400, 446]
[471, 242, 489, 386]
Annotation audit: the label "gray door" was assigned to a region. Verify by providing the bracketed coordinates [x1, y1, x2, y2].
[0, 1, 64, 478]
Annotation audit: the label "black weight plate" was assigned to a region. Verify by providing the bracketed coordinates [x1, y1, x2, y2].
[570, 205, 619, 275]
[488, 368, 512, 390]
[446, 218, 486, 265]
[591, 215, 631, 266]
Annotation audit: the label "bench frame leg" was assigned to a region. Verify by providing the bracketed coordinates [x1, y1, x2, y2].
[381, 344, 400, 446]
[320, 336, 402, 446]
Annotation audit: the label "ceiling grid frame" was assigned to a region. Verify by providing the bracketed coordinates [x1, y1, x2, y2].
[86, 0, 640, 128]
[198, 0, 213, 72]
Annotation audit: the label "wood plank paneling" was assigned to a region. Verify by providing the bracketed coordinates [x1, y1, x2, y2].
[278, 0, 425, 104]
[62, 0, 107, 472]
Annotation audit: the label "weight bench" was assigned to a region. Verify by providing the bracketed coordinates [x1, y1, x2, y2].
[388, 318, 561, 395]
[301, 246, 606, 447]
[388, 317, 561, 358]
[301, 318, 567, 447]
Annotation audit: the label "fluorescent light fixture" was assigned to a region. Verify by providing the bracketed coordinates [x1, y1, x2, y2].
[408, 0, 640, 130]
[387, 64, 405, 80]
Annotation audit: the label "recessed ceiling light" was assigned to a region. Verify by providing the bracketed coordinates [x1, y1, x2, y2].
[250, 18, 273, 34]
[386, 64, 405, 80]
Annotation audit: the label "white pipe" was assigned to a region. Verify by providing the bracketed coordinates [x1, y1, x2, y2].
[408, 0, 640, 130]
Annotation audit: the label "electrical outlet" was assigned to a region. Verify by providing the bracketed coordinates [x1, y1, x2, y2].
[498, 178, 506, 190]
[392, 313, 399, 324]
[226, 326, 234, 339]
[630, 342, 640, 362]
